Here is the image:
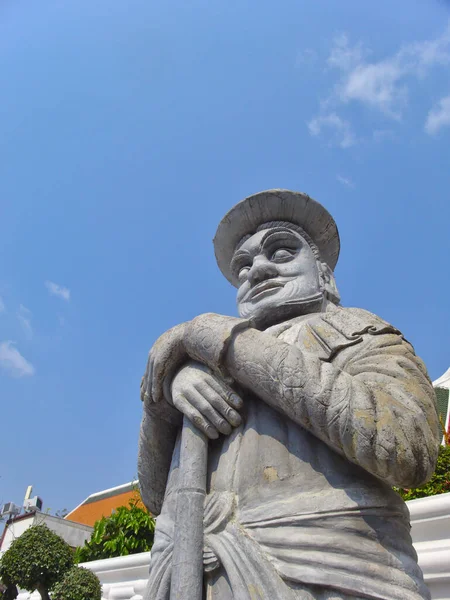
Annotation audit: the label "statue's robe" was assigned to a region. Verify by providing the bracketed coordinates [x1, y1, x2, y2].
[138, 306, 439, 600]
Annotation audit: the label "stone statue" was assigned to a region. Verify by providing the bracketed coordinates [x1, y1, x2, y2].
[138, 190, 440, 600]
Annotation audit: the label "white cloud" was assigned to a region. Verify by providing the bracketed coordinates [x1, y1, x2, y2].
[337, 60, 407, 119]
[17, 304, 33, 339]
[327, 25, 450, 119]
[0, 341, 35, 377]
[337, 175, 354, 188]
[425, 94, 450, 134]
[45, 281, 70, 301]
[308, 113, 356, 148]
[0, 297, 5, 313]
[406, 28, 450, 74]
[309, 24, 450, 146]
[327, 33, 366, 72]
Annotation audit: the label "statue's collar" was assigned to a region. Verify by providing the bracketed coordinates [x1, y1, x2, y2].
[263, 304, 402, 362]
[263, 301, 338, 338]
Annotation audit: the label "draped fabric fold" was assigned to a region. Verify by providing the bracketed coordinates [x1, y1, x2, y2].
[146, 490, 428, 600]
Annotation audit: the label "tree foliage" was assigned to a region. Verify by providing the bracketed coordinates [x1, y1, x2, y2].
[52, 567, 101, 600]
[75, 499, 155, 563]
[0, 525, 73, 600]
[394, 444, 450, 501]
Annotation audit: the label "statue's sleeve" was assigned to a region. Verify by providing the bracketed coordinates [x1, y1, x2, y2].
[138, 401, 181, 516]
[225, 325, 440, 488]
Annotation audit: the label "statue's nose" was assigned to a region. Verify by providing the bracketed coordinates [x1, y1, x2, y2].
[247, 257, 278, 286]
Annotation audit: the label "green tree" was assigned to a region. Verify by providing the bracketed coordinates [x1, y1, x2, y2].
[52, 566, 101, 600]
[75, 499, 155, 562]
[394, 444, 450, 501]
[0, 525, 73, 600]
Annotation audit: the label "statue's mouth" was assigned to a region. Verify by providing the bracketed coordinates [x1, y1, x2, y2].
[246, 279, 285, 301]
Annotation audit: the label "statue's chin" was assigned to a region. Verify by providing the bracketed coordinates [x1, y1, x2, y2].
[240, 292, 325, 330]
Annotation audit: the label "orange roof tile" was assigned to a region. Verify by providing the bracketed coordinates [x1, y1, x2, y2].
[65, 482, 148, 527]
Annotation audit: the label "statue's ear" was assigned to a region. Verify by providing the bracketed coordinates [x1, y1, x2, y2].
[319, 262, 341, 305]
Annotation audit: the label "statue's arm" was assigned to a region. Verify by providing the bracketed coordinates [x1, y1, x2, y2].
[222, 327, 440, 488]
[138, 402, 181, 516]
[143, 313, 439, 489]
[138, 357, 243, 513]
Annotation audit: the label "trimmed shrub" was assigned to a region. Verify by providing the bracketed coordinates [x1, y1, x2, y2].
[52, 566, 101, 600]
[0, 525, 73, 600]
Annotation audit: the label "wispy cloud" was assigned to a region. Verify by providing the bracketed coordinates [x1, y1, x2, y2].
[425, 94, 450, 134]
[307, 113, 356, 148]
[328, 26, 450, 119]
[0, 341, 35, 377]
[308, 24, 450, 145]
[327, 34, 407, 119]
[0, 297, 5, 313]
[327, 33, 366, 72]
[45, 281, 70, 301]
[337, 175, 354, 188]
[17, 304, 33, 339]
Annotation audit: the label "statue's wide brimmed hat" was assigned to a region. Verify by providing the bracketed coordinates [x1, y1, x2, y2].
[214, 189, 340, 286]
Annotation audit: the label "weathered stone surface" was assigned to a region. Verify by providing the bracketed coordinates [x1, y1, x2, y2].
[139, 189, 440, 599]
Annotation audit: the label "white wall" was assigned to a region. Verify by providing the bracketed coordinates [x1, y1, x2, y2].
[408, 493, 450, 600]
[0, 516, 34, 557]
[39, 513, 93, 549]
[81, 553, 150, 600]
[0, 512, 92, 556]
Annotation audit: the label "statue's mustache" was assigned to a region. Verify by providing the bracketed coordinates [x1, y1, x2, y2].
[244, 278, 290, 301]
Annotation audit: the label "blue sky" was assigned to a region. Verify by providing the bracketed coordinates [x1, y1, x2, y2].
[1, 0, 450, 515]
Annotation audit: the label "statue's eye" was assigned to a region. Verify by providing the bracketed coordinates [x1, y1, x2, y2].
[271, 248, 295, 262]
[238, 266, 250, 283]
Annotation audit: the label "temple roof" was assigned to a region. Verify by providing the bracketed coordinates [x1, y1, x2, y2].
[65, 481, 146, 527]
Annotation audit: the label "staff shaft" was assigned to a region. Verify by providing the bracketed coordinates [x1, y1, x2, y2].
[170, 416, 208, 599]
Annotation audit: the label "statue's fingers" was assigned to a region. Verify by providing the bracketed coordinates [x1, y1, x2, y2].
[186, 388, 232, 436]
[206, 376, 243, 410]
[140, 376, 147, 402]
[151, 356, 166, 404]
[140, 350, 154, 403]
[195, 382, 242, 428]
[209, 390, 242, 428]
[173, 394, 219, 440]
[148, 352, 154, 386]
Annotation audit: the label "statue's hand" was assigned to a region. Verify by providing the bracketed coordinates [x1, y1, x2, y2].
[141, 323, 188, 405]
[141, 313, 250, 406]
[171, 361, 243, 439]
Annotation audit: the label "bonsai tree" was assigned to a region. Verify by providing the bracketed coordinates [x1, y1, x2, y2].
[0, 524, 73, 600]
[76, 498, 155, 562]
[52, 566, 101, 600]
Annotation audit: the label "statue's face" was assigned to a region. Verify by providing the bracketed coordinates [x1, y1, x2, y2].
[232, 226, 324, 326]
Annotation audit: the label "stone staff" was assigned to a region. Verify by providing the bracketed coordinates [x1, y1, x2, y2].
[169, 416, 207, 600]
